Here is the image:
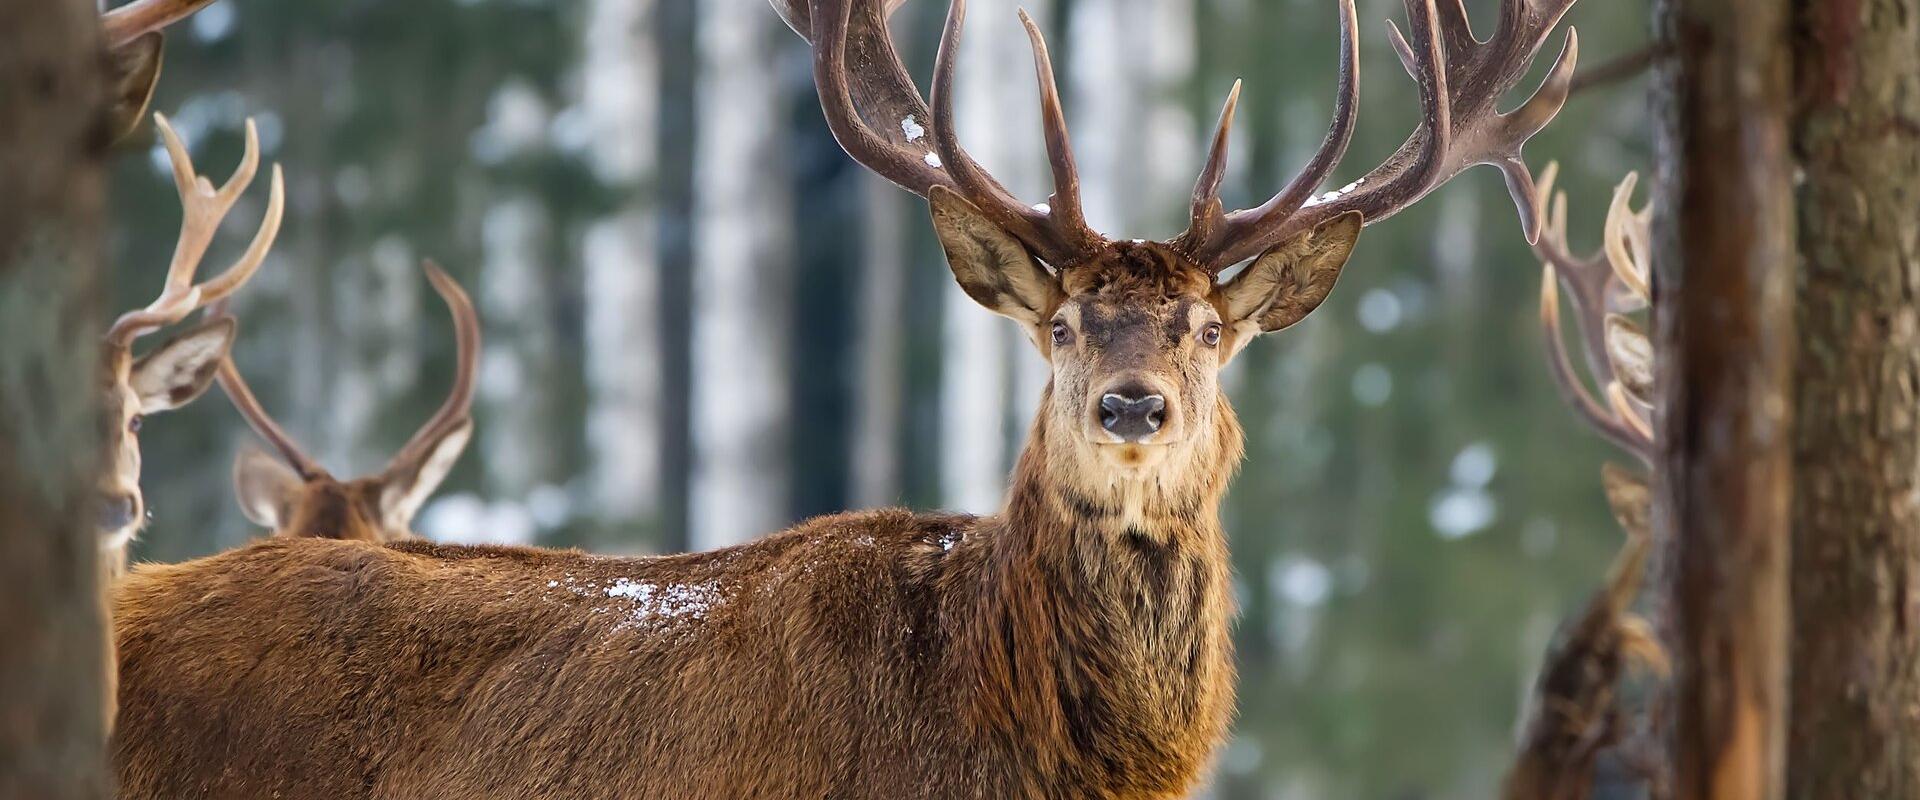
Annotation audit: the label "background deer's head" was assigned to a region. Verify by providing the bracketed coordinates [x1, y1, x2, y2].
[99, 114, 284, 574]
[778, 0, 1580, 487]
[213, 261, 479, 542]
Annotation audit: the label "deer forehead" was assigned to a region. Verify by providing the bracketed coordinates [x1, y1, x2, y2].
[1059, 241, 1214, 298]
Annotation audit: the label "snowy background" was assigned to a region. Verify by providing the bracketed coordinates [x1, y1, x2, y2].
[111, 0, 1651, 796]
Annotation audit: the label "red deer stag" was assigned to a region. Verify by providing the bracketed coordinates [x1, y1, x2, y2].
[98, 113, 284, 581]
[97, 112, 281, 733]
[210, 260, 480, 542]
[99, 0, 226, 142]
[1502, 164, 1666, 800]
[111, 0, 1582, 796]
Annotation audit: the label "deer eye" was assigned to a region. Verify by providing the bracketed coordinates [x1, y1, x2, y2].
[127, 414, 144, 434]
[1051, 321, 1073, 347]
[1199, 323, 1223, 347]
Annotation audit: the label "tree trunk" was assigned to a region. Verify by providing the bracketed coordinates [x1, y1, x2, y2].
[1787, 0, 1920, 795]
[0, 0, 110, 796]
[852, 174, 907, 508]
[1651, 0, 1796, 795]
[580, 0, 664, 537]
[938, 0, 1049, 513]
[690, 0, 793, 547]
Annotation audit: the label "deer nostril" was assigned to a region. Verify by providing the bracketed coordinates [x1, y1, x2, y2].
[98, 493, 138, 532]
[1099, 392, 1168, 441]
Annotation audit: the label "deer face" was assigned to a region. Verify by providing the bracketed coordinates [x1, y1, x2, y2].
[94, 318, 236, 556]
[933, 188, 1361, 475]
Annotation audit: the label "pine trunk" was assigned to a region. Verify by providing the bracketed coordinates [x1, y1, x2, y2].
[1651, 0, 1796, 795]
[0, 0, 110, 795]
[1787, 0, 1920, 795]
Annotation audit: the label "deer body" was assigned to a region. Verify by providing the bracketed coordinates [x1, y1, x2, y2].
[115, 390, 1239, 799]
[111, 0, 1585, 791]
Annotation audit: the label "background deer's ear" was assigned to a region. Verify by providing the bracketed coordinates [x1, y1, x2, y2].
[377, 418, 472, 534]
[1214, 211, 1361, 337]
[106, 33, 165, 145]
[930, 186, 1060, 325]
[129, 316, 235, 412]
[233, 447, 302, 531]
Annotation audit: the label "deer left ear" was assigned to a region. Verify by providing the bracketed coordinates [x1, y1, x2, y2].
[377, 419, 472, 534]
[129, 317, 236, 412]
[930, 186, 1061, 325]
[1214, 211, 1362, 337]
[106, 33, 165, 145]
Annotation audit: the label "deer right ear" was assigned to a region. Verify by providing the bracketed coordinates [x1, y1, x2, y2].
[106, 33, 165, 145]
[930, 186, 1060, 326]
[1214, 211, 1362, 339]
[233, 447, 302, 531]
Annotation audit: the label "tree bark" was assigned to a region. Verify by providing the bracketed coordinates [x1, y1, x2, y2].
[1651, 0, 1796, 795]
[690, 0, 793, 547]
[0, 0, 110, 796]
[1787, 0, 1920, 795]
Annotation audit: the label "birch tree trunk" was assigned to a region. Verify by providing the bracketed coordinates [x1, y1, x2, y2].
[940, 0, 1048, 513]
[1787, 0, 1920, 794]
[853, 174, 907, 508]
[579, 0, 663, 533]
[478, 193, 563, 508]
[1068, 0, 1195, 238]
[1652, 0, 1795, 794]
[691, 0, 792, 547]
[0, 0, 109, 794]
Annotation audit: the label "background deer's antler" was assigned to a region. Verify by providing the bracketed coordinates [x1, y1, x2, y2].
[107, 114, 284, 350]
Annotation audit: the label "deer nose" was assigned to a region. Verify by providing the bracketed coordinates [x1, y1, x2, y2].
[98, 492, 138, 532]
[1099, 388, 1167, 442]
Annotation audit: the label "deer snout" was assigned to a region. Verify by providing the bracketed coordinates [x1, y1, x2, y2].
[98, 491, 139, 537]
[1098, 385, 1167, 443]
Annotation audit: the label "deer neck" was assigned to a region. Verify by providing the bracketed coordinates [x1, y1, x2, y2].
[956, 391, 1242, 787]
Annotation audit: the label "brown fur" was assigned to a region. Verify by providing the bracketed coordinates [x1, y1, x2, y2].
[112, 224, 1351, 797]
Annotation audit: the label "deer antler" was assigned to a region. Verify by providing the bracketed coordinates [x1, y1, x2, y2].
[1534, 163, 1654, 463]
[786, 0, 1101, 268]
[381, 260, 481, 487]
[210, 262, 480, 486]
[1175, 0, 1580, 271]
[101, 0, 220, 48]
[108, 114, 285, 349]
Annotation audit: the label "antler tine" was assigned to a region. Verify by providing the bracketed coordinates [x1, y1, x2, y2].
[1018, 8, 1097, 253]
[1186, 0, 1580, 271]
[1186, 80, 1242, 248]
[384, 261, 482, 482]
[204, 299, 326, 481]
[107, 115, 284, 348]
[100, 0, 218, 48]
[1177, 0, 1360, 269]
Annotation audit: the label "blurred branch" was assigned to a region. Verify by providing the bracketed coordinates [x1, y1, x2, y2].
[1569, 44, 1671, 96]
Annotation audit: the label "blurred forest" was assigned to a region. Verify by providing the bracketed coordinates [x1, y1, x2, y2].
[110, 0, 1650, 796]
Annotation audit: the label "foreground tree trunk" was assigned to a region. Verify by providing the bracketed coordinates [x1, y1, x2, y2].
[0, 0, 109, 796]
[1651, 0, 1796, 795]
[1787, 0, 1920, 796]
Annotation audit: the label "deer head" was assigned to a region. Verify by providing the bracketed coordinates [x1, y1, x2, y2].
[778, 0, 1579, 485]
[210, 261, 480, 542]
[100, 0, 225, 143]
[98, 113, 285, 575]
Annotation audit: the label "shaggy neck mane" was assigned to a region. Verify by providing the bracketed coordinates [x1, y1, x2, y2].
[953, 387, 1244, 793]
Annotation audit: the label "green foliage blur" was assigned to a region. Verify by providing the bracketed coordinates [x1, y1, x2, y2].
[110, 0, 1650, 796]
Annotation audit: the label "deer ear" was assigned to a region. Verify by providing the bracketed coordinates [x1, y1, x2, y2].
[378, 419, 472, 534]
[930, 186, 1060, 325]
[129, 317, 235, 412]
[1214, 211, 1361, 337]
[233, 447, 302, 531]
[106, 33, 165, 145]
